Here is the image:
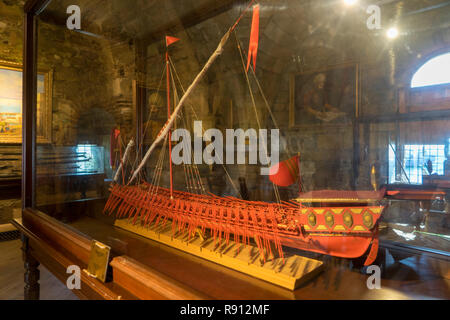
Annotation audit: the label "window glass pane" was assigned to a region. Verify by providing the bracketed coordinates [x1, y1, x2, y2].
[411, 53, 450, 88]
[391, 144, 447, 184]
[31, 0, 450, 284]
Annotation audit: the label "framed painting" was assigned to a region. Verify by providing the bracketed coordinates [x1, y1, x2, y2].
[289, 62, 359, 128]
[0, 60, 52, 144]
[143, 87, 167, 144]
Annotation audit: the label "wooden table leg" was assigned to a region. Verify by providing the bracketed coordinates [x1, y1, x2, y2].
[21, 234, 40, 300]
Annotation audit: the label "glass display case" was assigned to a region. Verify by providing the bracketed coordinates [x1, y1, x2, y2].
[18, 0, 450, 300]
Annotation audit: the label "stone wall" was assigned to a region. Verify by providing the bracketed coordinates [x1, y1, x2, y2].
[1, 0, 137, 146]
[0, 0, 137, 218]
[37, 21, 136, 146]
[0, 0, 449, 209]
[0, 0, 24, 224]
[0, 0, 23, 65]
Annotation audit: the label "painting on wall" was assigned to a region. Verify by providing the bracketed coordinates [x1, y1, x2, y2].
[143, 88, 167, 144]
[0, 61, 52, 144]
[289, 63, 359, 128]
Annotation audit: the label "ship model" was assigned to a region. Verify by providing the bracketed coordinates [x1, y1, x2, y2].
[104, 1, 384, 267]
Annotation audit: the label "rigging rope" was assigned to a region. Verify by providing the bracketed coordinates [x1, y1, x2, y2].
[130, 0, 258, 185]
[127, 65, 167, 185]
[170, 66, 206, 194]
[234, 32, 282, 204]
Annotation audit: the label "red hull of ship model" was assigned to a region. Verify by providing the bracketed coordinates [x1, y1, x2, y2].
[104, 183, 383, 264]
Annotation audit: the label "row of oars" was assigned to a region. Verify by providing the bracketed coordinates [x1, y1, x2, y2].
[104, 183, 290, 262]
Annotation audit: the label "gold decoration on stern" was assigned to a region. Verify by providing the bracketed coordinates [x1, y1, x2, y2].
[363, 212, 374, 229]
[325, 212, 334, 228]
[308, 213, 317, 227]
[343, 212, 353, 228]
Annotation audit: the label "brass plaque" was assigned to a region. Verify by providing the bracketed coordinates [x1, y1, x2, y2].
[85, 240, 111, 283]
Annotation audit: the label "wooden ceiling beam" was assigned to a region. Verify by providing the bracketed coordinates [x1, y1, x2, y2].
[142, 0, 247, 46]
[24, 0, 52, 14]
[36, 0, 248, 45]
[404, 0, 450, 16]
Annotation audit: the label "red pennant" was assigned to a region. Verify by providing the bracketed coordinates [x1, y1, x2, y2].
[110, 128, 121, 167]
[113, 128, 120, 139]
[166, 36, 180, 47]
[246, 4, 260, 72]
[269, 155, 300, 187]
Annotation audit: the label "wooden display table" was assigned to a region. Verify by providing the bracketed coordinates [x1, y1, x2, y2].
[11, 205, 450, 300]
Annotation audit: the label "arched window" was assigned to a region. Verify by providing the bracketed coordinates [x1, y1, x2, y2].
[411, 52, 450, 88]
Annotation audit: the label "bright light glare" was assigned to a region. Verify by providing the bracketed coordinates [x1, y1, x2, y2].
[411, 53, 450, 88]
[392, 229, 416, 241]
[387, 27, 399, 39]
[344, 0, 357, 5]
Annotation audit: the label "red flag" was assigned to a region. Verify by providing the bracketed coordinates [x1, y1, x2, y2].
[166, 36, 180, 47]
[246, 4, 260, 72]
[110, 128, 121, 167]
[269, 155, 300, 187]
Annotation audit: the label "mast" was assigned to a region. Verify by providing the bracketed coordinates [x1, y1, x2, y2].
[297, 152, 302, 196]
[166, 50, 174, 199]
[165, 36, 180, 197]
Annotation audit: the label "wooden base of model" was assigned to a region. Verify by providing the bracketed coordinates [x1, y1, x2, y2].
[115, 219, 324, 291]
